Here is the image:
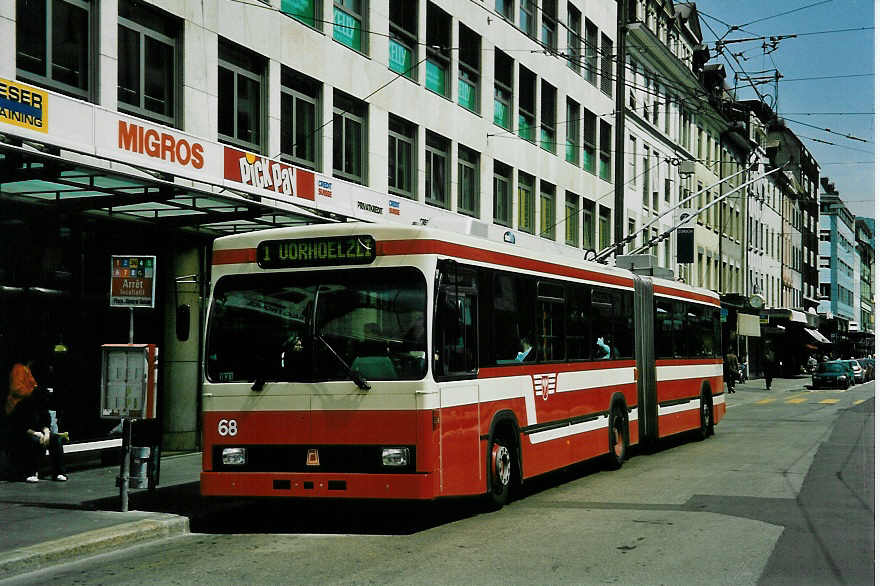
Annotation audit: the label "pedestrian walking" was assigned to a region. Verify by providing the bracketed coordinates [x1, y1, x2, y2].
[761, 345, 775, 391]
[724, 351, 738, 394]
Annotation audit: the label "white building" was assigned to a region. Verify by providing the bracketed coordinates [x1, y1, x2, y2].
[0, 0, 626, 449]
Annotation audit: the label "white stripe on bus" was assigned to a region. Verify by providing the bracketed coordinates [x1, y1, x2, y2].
[656, 363, 723, 381]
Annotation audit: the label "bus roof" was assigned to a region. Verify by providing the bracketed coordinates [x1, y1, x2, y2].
[212, 223, 719, 303]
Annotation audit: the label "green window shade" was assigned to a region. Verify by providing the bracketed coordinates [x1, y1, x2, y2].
[426, 60, 447, 96]
[540, 128, 554, 152]
[518, 114, 534, 141]
[459, 79, 476, 111]
[583, 148, 596, 173]
[389, 38, 413, 77]
[565, 141, 577, 163]
[494, 98, 510, 129]
[281, 0, 315, 28]
[599, 157, 611, 181]
[333, 8, 361, 51]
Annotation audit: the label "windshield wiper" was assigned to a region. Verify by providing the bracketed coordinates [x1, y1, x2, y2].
[316, 334, 371, 391]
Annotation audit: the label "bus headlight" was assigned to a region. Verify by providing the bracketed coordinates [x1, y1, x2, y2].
[222, 447, 247, 465]
[381, 447, 409, 467]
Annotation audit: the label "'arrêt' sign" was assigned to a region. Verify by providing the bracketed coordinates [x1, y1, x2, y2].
[110, 255, 156, 308]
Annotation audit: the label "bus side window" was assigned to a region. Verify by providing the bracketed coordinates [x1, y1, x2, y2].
[590, 287, 614, 360]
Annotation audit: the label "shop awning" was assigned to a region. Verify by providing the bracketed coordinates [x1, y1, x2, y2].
[803, 328, 832, 345]
[737, 313, 761, 337]
[0, 142, 331, 235]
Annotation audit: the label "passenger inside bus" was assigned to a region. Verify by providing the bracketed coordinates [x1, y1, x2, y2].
[594, 336, 611, 359]
[515, 337, 534, 362]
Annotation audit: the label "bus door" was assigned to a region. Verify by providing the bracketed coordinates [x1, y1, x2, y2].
[633, 275, 658, 444]
[433, 260, 481, 495]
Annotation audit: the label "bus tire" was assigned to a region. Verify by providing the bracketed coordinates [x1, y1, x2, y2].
[606, 406, 628, 470]
[487, 434, 516, 508]
[699, 392, 714, 440]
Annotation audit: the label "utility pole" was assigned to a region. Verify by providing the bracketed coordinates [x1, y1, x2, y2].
[613, 0, 628, 256]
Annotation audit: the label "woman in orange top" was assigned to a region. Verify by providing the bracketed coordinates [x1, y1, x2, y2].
[6, 362, 37, 415]
[6, 361, 67, 482]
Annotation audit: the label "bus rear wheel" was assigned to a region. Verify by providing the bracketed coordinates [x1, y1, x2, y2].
[699, 393, 714, 439]
[488, 436, 516, 507]
[606, 407, 628, 470]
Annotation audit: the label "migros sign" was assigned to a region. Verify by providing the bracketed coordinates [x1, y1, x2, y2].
[117, 120, 205, 169]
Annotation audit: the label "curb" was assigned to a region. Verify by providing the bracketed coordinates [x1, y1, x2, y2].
[0, 514, 189, 579]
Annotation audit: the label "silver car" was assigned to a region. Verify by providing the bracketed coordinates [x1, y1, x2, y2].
[847, 359, 865, 384]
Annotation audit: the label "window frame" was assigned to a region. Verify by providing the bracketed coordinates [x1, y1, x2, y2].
[117, 1, 179, 127]
[16, 0, 95, 101]
[458, 24, 481, 113]
[424, 129, 451, 209]
[493, 161, 513, 227]
[518, 66, 536, 142]
[493, 50, 513, 130]
[564, 191, 578, 246]
[566, 3, 581, 73]
[565, 98, 579, 165]
[333, 0, 367, 54]
[583, 108, 597, 174]
[280, 68, 321, 170]
[218, 40, 266, 153]
[425, 2, 451, 98]
[540, 180, 556, 240]
[457, 144, 480, 217]
[540, 80, 556, 154]
[517, 171, 536, 235]
[599, 120, 612, 182]
[387, 114, 416, 199]
[388, 0, 417, 79]
[332, 91, 368, 184]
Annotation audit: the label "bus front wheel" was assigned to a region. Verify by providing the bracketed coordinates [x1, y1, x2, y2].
[488, 436, 515, 507]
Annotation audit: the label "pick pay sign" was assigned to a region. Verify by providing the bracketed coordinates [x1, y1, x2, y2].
[110, 255, 156, 308]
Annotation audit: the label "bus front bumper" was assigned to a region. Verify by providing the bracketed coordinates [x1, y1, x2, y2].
[201, 471, 436, 500]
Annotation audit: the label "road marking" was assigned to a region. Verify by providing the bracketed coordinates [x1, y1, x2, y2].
[756, 399, 775, 404]
[854, 399, 865, 405]
[818, 399, 839, 404]
[786, 398, 808, 404]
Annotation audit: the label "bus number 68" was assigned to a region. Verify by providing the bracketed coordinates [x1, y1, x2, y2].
[217, 419, 238, 436]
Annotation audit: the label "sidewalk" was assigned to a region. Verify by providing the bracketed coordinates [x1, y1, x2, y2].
[0, 451, 202, 579]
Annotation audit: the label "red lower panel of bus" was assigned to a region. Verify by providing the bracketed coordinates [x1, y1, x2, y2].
[201, 471, 435, 499]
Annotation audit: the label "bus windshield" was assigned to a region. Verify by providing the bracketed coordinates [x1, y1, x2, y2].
[206, 267, 427, 384]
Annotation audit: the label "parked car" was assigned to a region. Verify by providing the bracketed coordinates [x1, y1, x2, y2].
[847, 359, 865, 384]
[858, 358, 874, 381]
[812, 360, 853, 389]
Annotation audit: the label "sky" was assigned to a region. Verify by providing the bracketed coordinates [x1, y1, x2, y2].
[688, 0, 874, 219]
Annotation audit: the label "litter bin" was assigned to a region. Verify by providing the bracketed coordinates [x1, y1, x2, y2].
[117, 445, 160, 490]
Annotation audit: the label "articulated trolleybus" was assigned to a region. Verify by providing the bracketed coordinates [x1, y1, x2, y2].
[201, 224, 724, 505]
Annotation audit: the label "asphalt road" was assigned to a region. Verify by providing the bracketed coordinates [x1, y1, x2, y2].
[3, 381, 873, 585]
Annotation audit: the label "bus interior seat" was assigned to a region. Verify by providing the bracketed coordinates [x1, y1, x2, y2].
[351, 356, 397, 379]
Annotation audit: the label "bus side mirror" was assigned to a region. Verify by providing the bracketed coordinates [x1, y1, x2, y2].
[176, 304, 191, 341]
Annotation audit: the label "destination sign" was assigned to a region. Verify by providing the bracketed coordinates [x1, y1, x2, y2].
[257, 235, 376, 269]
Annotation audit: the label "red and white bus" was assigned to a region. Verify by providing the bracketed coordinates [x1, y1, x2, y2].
[200, 224, 724, 505]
